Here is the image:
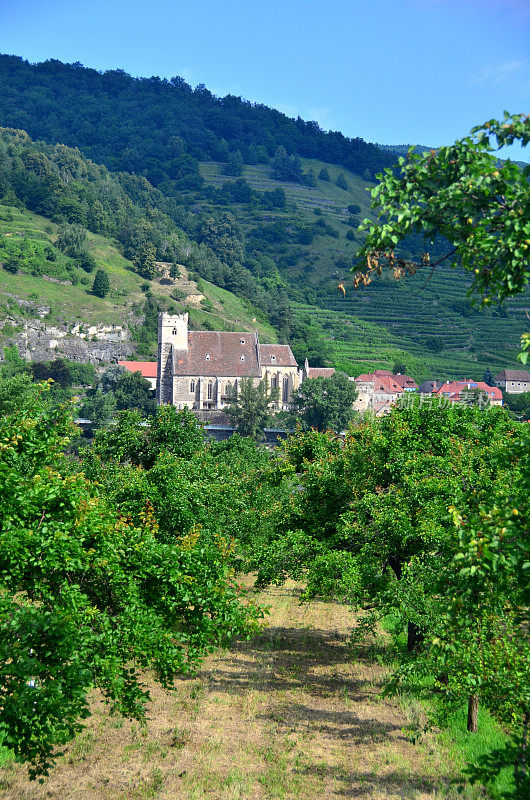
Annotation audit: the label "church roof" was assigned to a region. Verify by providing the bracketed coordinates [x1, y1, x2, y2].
[173, 331, 262, 377]
[259, 343, 299, 367]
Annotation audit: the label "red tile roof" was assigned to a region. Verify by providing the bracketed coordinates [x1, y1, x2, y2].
[374, 375, 404, 394]
[173, 332, 261, 377]
[260, 344, 299, 367]
[393, 373, 418, 390]
[118, 360, 157, 378]
[355, 370, 413, 390]
[435, 381, 503, 402]
[307, 367, 336, 379]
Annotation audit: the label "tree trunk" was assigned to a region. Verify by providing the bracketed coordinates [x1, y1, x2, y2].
[407, 621, 424, 652]
[467, 694, 479, 733]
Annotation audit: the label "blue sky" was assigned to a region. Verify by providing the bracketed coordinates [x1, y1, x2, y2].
[1, 0, 529, 157]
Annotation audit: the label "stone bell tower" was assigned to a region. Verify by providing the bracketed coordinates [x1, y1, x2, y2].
[157, 312, 188, 404]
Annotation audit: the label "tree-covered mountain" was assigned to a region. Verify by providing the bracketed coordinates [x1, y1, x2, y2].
[0, 54, 394, 189]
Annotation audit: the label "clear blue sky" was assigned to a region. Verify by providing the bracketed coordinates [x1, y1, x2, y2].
[1, 0, 529, 157]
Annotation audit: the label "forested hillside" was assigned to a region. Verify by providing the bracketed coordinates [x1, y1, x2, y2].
[0, 55, 527, 378]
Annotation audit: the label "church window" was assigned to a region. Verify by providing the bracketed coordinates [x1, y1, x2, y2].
[207, 381, 213, 400]
[271, 376, 277, 389]
[225, 381, 232, 395]
[282, 375, 289, 402]
[190, 380, 195, 393]
[172, 328, 178, 335]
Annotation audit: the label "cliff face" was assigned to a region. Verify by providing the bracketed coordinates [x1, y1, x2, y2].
[1, 303, 135, 364]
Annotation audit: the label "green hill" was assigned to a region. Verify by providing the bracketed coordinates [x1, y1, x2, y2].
[0, 204, 276, 364]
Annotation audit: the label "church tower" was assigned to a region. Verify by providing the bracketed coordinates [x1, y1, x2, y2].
[157, 312, 188, 404]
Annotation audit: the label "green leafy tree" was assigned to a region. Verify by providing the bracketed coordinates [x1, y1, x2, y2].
[55, 223, 87, 259]
[199, 212, 245, 267]
[0, 373, 41, 415]
[133, 241, 157, 279]
[503, 391, 530, 421]
[302, 167, 317, 187]
[0, 387, 260, 775]
[0, 344, 29, 379]
[355, 113, 529, 359]
[224, 150, 244, 177]
[483, 368, 494, 386]
[271, 146, 304, 183]
[114, 370, 156, 416]
[290, 372, 357, 432]
[226, 377, 279, 439]
[79, 386, 116, 427]
[92, 268, 110, 298]
[392, 360, 407, 375]
[336, 173, 349, 191]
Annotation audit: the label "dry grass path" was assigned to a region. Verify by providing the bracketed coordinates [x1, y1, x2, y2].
[0, 582, 461, 800]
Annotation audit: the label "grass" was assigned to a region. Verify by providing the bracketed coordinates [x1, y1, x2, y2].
[0, 581, 500, 800]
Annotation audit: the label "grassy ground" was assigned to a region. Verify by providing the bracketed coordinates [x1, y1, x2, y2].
[0, 582, 499, 800]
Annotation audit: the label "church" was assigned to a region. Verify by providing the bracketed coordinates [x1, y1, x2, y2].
[156, 312, 300, 411]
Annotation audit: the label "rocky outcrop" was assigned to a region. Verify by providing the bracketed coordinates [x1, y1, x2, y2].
[1, 315, 135, 364]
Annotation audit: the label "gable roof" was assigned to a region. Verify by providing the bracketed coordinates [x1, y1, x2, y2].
[259, 343, 298, 367]
[418, 380, 446, 394]
[355, 369, 416, 388]
[173, 331, 261, 377]
[435, 381, 503, 401]
[306, 367, 336, 379]
[118, 360, 157, 378]
[393, 373, 418, 390]
[355, 371, 405, 394]
[374, 375, 404, 394]
[494, 369, 530, 382]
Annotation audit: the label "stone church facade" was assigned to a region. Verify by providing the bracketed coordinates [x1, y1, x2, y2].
[156, 313, 300, 411]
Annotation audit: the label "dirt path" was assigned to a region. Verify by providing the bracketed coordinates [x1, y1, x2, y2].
[0, 583, 458, 799]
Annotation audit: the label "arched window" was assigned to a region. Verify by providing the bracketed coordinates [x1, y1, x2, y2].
[225, 381, 232, 397]
[207, 381, 213, 400]
[172, 328, 178, 336]
[190, 380, 195, 393]
[271, 375, 277, 389]
[282, 375, 289, 402]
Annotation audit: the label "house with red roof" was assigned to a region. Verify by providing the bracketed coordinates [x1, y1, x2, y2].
[435, 381, 503, 407]
[118, 360, 157, 390]
[353, 369, 415, 415]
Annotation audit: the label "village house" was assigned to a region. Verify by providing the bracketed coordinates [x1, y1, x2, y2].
[434, 380, 503, 407]
[118, 360, 157, 391]
[154, 312, 300, 411]
[352, 370, 416, 416]
[493, 369, 530, 394]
